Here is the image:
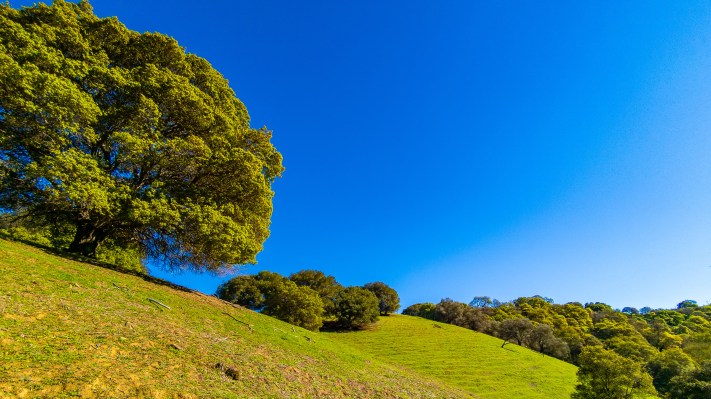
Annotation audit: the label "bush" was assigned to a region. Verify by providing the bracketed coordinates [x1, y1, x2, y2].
[290, 270, 343, 317]
[216, 275, 264, 310]
[217, 272, 324, 331]
[363, 281, 400, 315]
[334, 287, 379, 329]
[572, 346, 656, 399]
[262, 281, 324, 331]
[402, 302, 437, 320]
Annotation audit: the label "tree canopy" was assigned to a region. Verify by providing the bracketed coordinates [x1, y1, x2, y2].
[572, 346, 656, 399]
[334, 287, 380, 330]
[363, 281, 400, 315]
[289, 269, 343, 317]
[0, 1, 283, 272]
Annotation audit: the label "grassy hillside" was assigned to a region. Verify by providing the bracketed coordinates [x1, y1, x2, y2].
[0, 238, 577, 398]
[325, 315, 578, 399]
[0, 239, 470, 399]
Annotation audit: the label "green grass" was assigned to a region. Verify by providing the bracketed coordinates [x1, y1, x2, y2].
[0, 238, 578, 398]
[325, 315, 578, 399]
[0, 238, 470, 399]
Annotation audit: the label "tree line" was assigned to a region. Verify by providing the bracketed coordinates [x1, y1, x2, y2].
[216, 270, 400, 332]
[404, 296, 711, 398]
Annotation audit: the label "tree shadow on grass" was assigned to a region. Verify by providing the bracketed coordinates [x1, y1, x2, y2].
[0, 234, 196, 294]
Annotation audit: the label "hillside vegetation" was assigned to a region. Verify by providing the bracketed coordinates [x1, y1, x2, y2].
[0, 239, 469, 399]
[326, 315, 578, 399]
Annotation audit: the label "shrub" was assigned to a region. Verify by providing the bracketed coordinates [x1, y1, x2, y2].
[363, 281, 400, 315]
[290, 270, 343, 317]
[334, 287, 379, 329]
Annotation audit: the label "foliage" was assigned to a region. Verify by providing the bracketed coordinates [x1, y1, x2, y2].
[363, 281, 400, 315]
[469, 296, 501, 308]
[215, 275, 264, 310]
[216, 272, 324, 331]
[94, 238, 145, 273]
[402, 302, 437, 320]
[261, 280, 324, 332]
[497, 318, 533, 347]
[647, 347, 696, 396]
[668, 361, 711, 399]
[289, 269, 343, 317]
[333, 287, 379, 329]
[415, 293, 711, 393]
[677, 300, 698, 309]
[527, 323, 570, 359]
[0, 1, 283, 271]
[572, 346, 656, 399]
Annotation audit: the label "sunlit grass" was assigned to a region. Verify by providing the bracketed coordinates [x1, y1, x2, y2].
[325, 314, 578, 399]
[0, 238, 470, 398]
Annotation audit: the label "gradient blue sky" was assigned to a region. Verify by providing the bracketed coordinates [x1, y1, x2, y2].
[13, 1, 711, 309]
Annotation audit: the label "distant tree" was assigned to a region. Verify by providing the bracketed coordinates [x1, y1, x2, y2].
[585, 302, 614, 313]
[469, 296, 493, 308]
[640, 307, 653, 315]
[668, 361, 711, 399]
[533, 295, 555, 304]
[572, 346, 656, 399]
[290, 270, 343, 317]
[402, 303, 437, 320]
[333, 287, 379, 329]
[621, 307, 639, 315]
[363, 282, 400, 315]
[254, 271, 289, 296]
[677, 300, 699, 309]
[527, 323, 570, 359]
[435, 298, 469, 325]
[217, 271, 323, 331]
[647, 347, 696, 396]
[261, 280, 324, 332]
[497, 318, 534, 348]
[0, 1, 283, 270]
[216, 275, 264, 310]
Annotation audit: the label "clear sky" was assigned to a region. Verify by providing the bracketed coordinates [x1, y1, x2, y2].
[12, 1, 711, 309]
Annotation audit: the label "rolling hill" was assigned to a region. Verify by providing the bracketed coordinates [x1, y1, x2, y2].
[326, 315, 578, 399]
[0, 238, 576, 398]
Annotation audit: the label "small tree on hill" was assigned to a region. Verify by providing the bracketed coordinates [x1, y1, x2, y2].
[289, 270, 343, 317]
[217, 271, 324, 331]
[497, 318, 534, 348]
[216, 275, 264, 310]
[668, 361, 711, 399]
[261, 280, 324, 332]
[363, 281, 400, 315]
[572, 346, 656, 399]
[334, 287, 379, 329]
[402, 302, 437, 320]
[647, 347, 696, 396]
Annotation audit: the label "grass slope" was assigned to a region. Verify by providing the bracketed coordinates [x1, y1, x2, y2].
[325, 315, 578, 399]
[0, 239, 471, 399]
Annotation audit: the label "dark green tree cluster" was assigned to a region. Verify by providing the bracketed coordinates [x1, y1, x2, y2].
[216, 272, 322, 331]
[217, 269, 399, 331]
[404, 296, 711, 398]
[0, 1, 283, 273]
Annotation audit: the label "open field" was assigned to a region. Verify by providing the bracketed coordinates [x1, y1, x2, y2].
[325, 314, 578, 399]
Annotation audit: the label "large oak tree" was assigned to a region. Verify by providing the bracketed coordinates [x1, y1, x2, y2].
[0, 1, 283, 272]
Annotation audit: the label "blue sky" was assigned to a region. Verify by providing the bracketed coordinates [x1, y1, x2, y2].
[13, 1, 711, 309]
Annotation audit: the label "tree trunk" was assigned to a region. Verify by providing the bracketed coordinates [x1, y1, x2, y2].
[68, 221, 106, 258]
